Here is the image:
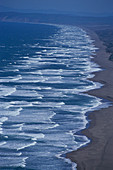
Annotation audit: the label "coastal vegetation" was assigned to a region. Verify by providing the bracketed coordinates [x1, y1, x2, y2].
[95, 29, 113, 61]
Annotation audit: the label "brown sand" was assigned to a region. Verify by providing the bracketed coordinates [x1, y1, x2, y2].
[66, 28, 113, 170]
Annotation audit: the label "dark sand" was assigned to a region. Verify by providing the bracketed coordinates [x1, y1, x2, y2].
[66, 28, 113, 170]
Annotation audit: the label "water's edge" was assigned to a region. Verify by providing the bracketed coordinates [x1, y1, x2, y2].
[65, 27, 112, 169]
[0, 22, 112, 170]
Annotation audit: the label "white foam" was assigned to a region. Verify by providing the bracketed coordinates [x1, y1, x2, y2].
[35, 51, 42, 54]
[4, 136, 8, 138]
[0, 156, 28, 168]
[17, 152, 22, 156]
[0, 117, 8, 123]
[31, 101, 65, 108]
[15, 75, 47, 83]
[15, 108, 23, 116]
[0, 86, 16, 97]
[10, 89, 43, 98]
[0, 117, 8, 134]
[4, 68, 19, 72]
[0, 108, 23, 116]
[4, 87, 17, 97]
[0, 24, 109, 170]
[45, 124, 59, 129]
[17, 142, 37, 151]
[12, 123, 24, 131]
[0, 75, 22, 83]
[23, 56, 29, 59]
[21, 157, 28, 168]
[0, 142, 7, 146]
[8, 101, 33, 108]
[19, 133, 45, 141]
[12, 75, 22, 81]
[49, 112, 56, 119]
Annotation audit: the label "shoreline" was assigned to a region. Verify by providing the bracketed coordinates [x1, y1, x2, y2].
[1, 20, 113, 169]
[66, 27, 113, 169]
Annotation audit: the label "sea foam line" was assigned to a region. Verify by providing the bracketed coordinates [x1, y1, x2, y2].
[17, 141, 37, 151]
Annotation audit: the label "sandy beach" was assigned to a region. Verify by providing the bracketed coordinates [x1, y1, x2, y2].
[0, 10, 113, 169]
[0, 12, 113, 169]
[66, 27, 113, 170]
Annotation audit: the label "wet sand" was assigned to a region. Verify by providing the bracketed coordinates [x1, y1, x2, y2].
[66, 28, 113, 170]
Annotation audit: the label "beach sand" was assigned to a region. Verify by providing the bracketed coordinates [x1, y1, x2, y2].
[66, 27, 113, 170]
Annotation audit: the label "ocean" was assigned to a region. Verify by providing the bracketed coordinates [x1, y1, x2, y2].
[0, 22, 110, 170]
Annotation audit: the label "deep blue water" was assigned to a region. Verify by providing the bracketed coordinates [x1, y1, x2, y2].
[0, 22, 108, 170]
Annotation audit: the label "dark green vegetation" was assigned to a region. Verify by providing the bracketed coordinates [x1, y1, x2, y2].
[95, 29, 113, 61]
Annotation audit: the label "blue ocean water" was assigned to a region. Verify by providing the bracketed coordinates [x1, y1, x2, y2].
[0, 22, 110, 170]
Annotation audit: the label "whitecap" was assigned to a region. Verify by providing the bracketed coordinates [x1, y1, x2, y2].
[19, 133, 45, 141]
[17, 142, 37, 151]
[0, 117, 8, 124]
[0, 108, 23, 116]
[0, 86, 16, 97]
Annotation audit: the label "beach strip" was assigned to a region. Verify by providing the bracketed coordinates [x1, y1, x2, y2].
[66, 27, 113, 170]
